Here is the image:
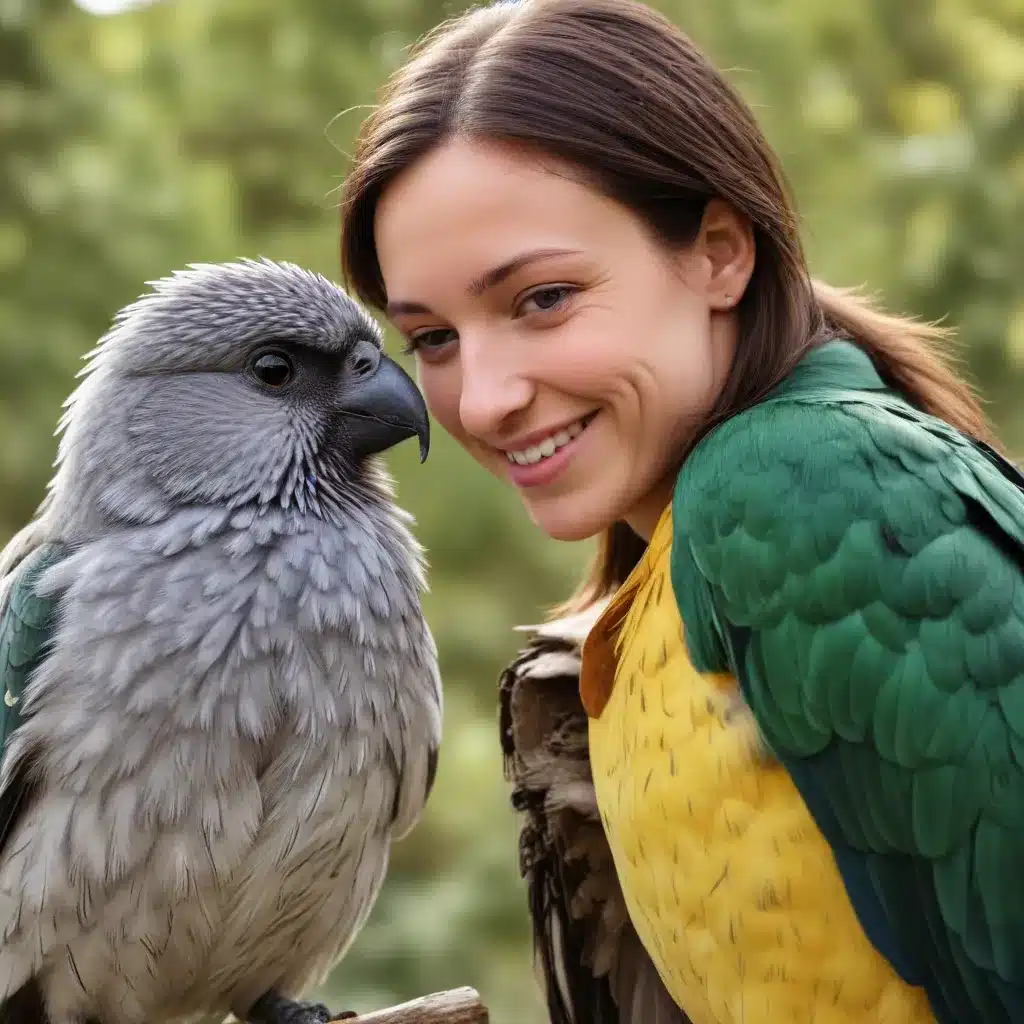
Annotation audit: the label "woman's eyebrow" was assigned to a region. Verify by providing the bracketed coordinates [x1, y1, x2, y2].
[386, 298, 435, 318]
[467, 247, 582, 297]
[385, 247, 582, 318]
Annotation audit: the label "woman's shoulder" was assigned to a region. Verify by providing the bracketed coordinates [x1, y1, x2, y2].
[670, 365, 1024, 567]
[670, 396, 879, 530]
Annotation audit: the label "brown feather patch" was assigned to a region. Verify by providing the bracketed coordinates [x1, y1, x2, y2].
[499, 606, 693, 1024]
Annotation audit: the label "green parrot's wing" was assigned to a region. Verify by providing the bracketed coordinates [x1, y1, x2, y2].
[0, 541, 66, 857]
[670, 390, 1024, 1024]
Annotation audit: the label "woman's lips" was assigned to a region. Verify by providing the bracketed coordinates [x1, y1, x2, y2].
[504, 412, 598, 489]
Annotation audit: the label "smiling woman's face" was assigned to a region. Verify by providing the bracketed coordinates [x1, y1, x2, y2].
[374, 137, 753, 542]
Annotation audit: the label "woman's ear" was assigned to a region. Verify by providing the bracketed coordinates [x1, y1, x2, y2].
[689, 199, 756, 311]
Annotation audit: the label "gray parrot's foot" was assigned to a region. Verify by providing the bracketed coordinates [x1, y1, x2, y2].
[247, 990, 357, 1024]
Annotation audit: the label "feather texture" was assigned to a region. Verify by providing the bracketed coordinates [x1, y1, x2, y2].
[0, 543, 63, 864]
[0, 260, 442, 1024]
[671, 339, 1024, 1023]
[0, 505, 441, 1024]
[583, 507, 932, 1024]
[499, 604, 691, 1024]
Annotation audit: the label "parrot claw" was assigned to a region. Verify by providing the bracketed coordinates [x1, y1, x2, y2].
[246, 991, 353, 1024]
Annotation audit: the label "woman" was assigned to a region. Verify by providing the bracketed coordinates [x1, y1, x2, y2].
[338, 1, 1024, 1023]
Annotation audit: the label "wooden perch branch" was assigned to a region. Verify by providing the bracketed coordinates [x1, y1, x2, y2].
[333, 987, 488, 1024]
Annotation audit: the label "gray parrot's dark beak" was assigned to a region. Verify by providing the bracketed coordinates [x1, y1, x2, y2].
[338, 353, 431, 463]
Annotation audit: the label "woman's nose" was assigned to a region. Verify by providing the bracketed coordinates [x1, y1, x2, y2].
[457, 340, 535, 440]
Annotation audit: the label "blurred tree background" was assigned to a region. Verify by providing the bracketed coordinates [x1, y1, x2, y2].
[1, 0, 1021, 1019]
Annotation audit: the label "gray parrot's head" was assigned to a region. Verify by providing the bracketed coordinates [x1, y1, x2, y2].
[47, 258, 430, 533]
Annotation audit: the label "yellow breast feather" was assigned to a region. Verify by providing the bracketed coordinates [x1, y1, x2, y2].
[581, 506, 935, 1024]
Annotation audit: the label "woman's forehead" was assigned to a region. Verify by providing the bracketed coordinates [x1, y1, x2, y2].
[374, 138, 632, 296]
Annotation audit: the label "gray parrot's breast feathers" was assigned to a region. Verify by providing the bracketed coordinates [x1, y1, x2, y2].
[0, 503, 441, 1023]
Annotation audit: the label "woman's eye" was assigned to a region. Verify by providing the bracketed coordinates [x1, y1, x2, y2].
[519, 285, 574, 315]
[403, 328, 457, 355]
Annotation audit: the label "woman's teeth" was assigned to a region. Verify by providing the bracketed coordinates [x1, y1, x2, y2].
[506, 417, 589, 465]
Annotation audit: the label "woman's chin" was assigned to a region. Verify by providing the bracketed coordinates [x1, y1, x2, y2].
[518, 492, 615, 543]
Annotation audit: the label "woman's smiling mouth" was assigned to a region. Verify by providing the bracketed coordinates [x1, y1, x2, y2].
[502, 411, 599, 487]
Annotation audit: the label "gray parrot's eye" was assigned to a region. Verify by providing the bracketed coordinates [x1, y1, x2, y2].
[251, 350, 294, 388]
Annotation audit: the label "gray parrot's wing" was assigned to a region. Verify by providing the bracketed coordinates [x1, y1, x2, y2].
[0, 541, 66, 859]
[499, 604, 692, 1024]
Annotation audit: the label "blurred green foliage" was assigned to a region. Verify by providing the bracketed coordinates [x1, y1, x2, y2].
[1, 0, 1021, 1020]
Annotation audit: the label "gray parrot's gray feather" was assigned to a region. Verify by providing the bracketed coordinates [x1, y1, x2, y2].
[42, 257, 391, 541]
[0, 259, 442, 1024]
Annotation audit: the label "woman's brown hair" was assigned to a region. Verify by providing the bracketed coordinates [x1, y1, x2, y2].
[339, 0, 996, 615]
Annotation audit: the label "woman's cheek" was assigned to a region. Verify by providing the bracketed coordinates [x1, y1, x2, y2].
[417, 359, 466, 441]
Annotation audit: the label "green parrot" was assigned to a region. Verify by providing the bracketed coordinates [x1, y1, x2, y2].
[669, 338, 1024, 1024]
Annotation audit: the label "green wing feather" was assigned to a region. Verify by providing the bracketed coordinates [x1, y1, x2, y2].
[670, 380, 1024, 1024]
[0, 541, 65, 852]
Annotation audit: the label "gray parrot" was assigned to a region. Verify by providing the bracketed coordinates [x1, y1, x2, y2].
[0, 258, 442, 1024]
